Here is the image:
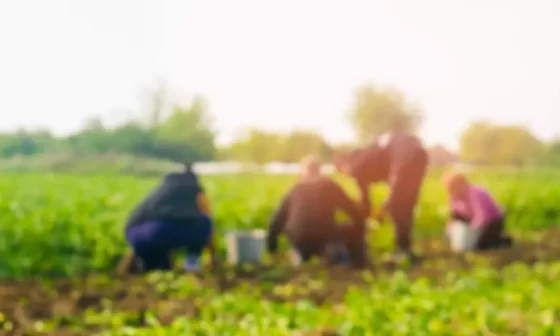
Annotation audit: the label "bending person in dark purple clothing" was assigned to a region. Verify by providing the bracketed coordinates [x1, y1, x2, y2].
[337, 131, 428, 263]
[124, 163, 216, 272]
[266, 156, 367, 267]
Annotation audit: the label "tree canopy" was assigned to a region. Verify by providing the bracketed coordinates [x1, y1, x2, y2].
[347, 85, 423, 144]
[1, 82, 559, 168]
[459, 122, 543, 166]
[221, 128, 333, 165]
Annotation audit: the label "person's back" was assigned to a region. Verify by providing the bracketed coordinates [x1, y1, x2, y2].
[146, 172, 202, 222]
[127, 168, 203, 229]
[469, 185, 503, 221]
[348, 132, 424, 185]
[282, 176, 344, 240]
[267, 156, 366, 265]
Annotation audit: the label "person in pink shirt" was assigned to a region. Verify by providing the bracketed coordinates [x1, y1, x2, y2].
[443, 172, 513, 250]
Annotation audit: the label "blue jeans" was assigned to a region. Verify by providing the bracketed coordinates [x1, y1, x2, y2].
[126, 215, 213, 271]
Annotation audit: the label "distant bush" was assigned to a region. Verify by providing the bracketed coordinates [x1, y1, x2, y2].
[0, 153, 179, 176]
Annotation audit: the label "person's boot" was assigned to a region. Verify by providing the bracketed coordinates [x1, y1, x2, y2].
[184, 255, 202, 272]
[332, 245, 351, 265]
[324, 243, 344, 266]
[500, 236, 513, 248]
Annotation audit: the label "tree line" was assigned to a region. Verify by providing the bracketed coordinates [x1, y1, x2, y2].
[0, 96, 217, 164]
[1, 83, 559, 166]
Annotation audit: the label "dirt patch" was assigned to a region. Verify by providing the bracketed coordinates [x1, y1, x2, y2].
[1, 227, 559, 335]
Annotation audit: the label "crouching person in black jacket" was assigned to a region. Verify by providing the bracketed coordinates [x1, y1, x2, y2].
[119, 163, 217, 273]
[266, 156, 368, 267]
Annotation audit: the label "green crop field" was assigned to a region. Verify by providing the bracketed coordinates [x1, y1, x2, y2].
[0, 170, 559, 335]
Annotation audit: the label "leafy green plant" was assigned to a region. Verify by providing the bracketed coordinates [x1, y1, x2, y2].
[1, 170, 560, 334]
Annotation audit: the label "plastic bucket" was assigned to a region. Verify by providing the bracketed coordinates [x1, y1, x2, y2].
[449, 220, 481, 252]
[226, 230, 266, 265]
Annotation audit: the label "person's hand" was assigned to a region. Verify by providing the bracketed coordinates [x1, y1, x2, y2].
[370, 207, 385, 222]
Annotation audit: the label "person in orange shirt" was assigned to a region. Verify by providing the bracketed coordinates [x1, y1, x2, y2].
[124, 163, 217, 272]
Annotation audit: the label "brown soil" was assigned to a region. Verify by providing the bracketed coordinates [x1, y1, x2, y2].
[1, 228, 559, 335]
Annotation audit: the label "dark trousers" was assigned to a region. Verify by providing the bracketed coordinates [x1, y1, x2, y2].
[451, 213, 512, 250]
[289, 224, 366, 266]
[126, 215, 213, 271]
[387, 149, 428, 252]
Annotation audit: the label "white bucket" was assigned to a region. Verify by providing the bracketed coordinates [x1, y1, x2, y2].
[449, 220, 481, 252]
[290, 249, 303, 265]
[226, 230, 266, 265]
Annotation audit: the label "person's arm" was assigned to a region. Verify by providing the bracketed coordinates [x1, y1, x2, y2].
[197, 192, 212, 217]
[266, 188, 293, 254]
[469, 189, 494, 228]
[347, 144, 386, 215]
[356, 176, 372, 216]
[195, 189, 218, 264]
[347, 149, 373, 215]
[383, 171, 400, 215]
[448, 195, 469, 221]
[326, 180, 366, 230]
[326, 180, 367, 264]
[383, 144, 413, 215]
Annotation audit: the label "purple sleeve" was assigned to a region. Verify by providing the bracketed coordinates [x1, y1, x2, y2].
[469, 188, 501, 228]
[449, 196, 460, 214]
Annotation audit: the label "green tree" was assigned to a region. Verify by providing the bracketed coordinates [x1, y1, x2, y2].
[155, 96, 217, 162]
[223, 129, 334, 164]
[0, 86, 218, 164]
[459, 122, 496, 164]
[276, 130, 333, 163]
[0, 130, 56, 157]
[109, 122, 155, 156]
[224, 129, 282, 165]
[459, 122, 543, 166]
[533, 138, 560, 166]
[66, 117, 113, 154]
[347, 85, 423, 144]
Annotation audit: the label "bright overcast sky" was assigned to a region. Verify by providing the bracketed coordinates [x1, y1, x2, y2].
[1, 0, 559, 149]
